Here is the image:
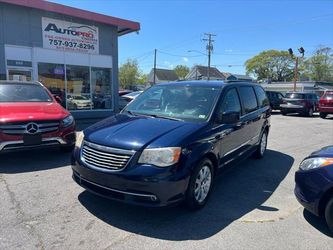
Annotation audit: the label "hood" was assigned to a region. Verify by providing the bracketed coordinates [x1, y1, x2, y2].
[0, 102, 69, 123]
[310, 145, 333, 158]
[84, 114, 204, 151]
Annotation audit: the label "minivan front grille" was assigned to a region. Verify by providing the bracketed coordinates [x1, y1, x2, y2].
[81, 141, 135, 171]
[0, 121, 60, 135]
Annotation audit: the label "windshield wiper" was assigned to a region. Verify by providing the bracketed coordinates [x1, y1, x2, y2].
[149, 114, 184, 121]
[125, 110, 137, 116]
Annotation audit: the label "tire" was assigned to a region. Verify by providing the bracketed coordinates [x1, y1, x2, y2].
[325, 196, 333, 233]
[253, 130, 268, 159]
[60, 144, 75, 153]
[320, 112, 328, 119]
[281, 110, 287, 116]
[185, 158, 214, 209]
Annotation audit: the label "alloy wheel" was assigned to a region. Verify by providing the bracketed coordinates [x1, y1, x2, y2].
[194, 165, 212, 203]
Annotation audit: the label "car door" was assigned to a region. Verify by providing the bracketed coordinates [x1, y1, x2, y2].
[211, 87, 245, 166]
[237, 86, 261, 150]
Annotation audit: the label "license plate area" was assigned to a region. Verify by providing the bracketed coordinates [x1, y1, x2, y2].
[23, 133, 42, 145]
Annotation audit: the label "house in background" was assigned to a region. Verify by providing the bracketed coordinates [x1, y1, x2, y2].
[185, 65, 226, 80]
[147, 68, 179, 84]
[226, 74, 253, 82]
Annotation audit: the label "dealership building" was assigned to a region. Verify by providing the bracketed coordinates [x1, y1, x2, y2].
[0, 0, 140, 118]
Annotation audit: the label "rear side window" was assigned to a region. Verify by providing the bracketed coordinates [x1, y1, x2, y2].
[285, 93, 305, 99]
[219, 88, 241, 113]
[323, 92, 333, 99]
[254, 86, 269, 108]
[238, 86, 258, 114]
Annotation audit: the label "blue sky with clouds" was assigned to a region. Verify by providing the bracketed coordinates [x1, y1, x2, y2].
[49, 0, 333, 75]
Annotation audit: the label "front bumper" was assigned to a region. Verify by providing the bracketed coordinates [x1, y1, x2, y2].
[0, 125, 76, 152]
[294, 168, 333, 216]
[71, 148, 190, 207]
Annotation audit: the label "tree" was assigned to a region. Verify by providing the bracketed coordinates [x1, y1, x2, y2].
[304, 46, 333, 82]
[245, 50, 295, 81]
[119, 59, 141, 89]
[174, 65, 190, 79]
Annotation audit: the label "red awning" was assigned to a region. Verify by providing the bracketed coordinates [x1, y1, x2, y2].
[0, 0, 140, 36]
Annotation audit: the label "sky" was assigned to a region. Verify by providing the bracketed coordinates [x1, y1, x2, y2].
[48, 0, 333, 76]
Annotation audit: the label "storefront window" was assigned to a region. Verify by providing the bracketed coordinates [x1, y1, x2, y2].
[38, 63, 65, 107]
[91, 67, 112, 109]
[8, 69, 32, 81]
[66, 65, 92, 110]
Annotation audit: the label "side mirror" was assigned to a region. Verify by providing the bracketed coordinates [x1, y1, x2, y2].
[218, 111, 240, 124]
[54, 95, 62, 104]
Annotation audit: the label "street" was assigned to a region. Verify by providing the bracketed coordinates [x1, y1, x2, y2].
[1, 114, 333, 249]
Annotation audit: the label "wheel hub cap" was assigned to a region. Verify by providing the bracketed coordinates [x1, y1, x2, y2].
[194, 165, 212, 203]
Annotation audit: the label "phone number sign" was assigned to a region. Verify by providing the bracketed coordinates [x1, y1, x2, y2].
[42, 17, 99, 54]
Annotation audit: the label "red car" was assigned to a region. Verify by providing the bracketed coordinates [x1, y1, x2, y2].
[0, 81, 76, 153]
[319, 91, 333, 119]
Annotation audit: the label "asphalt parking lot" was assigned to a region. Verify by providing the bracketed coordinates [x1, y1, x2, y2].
[1, 114, 333, 250]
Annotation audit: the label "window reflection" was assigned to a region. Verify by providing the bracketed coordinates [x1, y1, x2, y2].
[38, 63, 66, 107]
[91, 67, 112, 109]
[37, 63, 112, 111]
[66, 65, 93, 110]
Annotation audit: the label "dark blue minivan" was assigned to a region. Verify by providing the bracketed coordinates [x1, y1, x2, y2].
[295, 146, 333, 232]
[72, 81, 271, 208]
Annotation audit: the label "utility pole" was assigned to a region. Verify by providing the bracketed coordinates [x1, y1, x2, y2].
[153, 49, 157, 85]
[288, 47, 305, 92]
[293, 57, 299, 92]
[203, 33, 216, 80]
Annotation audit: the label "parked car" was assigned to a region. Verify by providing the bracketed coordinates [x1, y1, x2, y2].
[118, 90, 132, 96]
[266, 91, 284, 110]
[122, 91, 143, 101]
[67, 94, 93, 110]
[92, 93, 112, 109]
[71, 81, 271, 208]
[0, 81, 76, 153]
[318, 91, 333, 119]
[280, 92, 319, 116]
[295, 145, 333, 233]
[118, 91, 142, 110]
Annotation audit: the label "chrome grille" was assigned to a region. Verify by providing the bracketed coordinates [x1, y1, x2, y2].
[81, 141, 135, 170]
[0, 121, 60, 135]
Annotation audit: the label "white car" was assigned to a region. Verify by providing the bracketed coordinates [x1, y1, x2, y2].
[67, 94, 93, 110]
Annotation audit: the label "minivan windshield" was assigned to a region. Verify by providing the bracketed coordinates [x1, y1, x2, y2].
[124, 85, 221, 122]
[0, 83, 52, 102]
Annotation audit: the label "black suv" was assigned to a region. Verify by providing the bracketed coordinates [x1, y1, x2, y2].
[72, 81, 271, 208]
[266, 91, 284, 110]
[280, 92, 318, 116]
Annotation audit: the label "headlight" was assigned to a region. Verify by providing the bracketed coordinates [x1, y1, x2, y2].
[299, 157, 333, 171]
[138, 147, 181, 167]
[62, 115, 74, 127]
[75, 131, 84, 148]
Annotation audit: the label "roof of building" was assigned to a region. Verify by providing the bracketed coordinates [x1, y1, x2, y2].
[192, 65, 226, 79]
[0, 0, 140, 36]
[228, 74, 253, 80]
[150, 68, 179, 82]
